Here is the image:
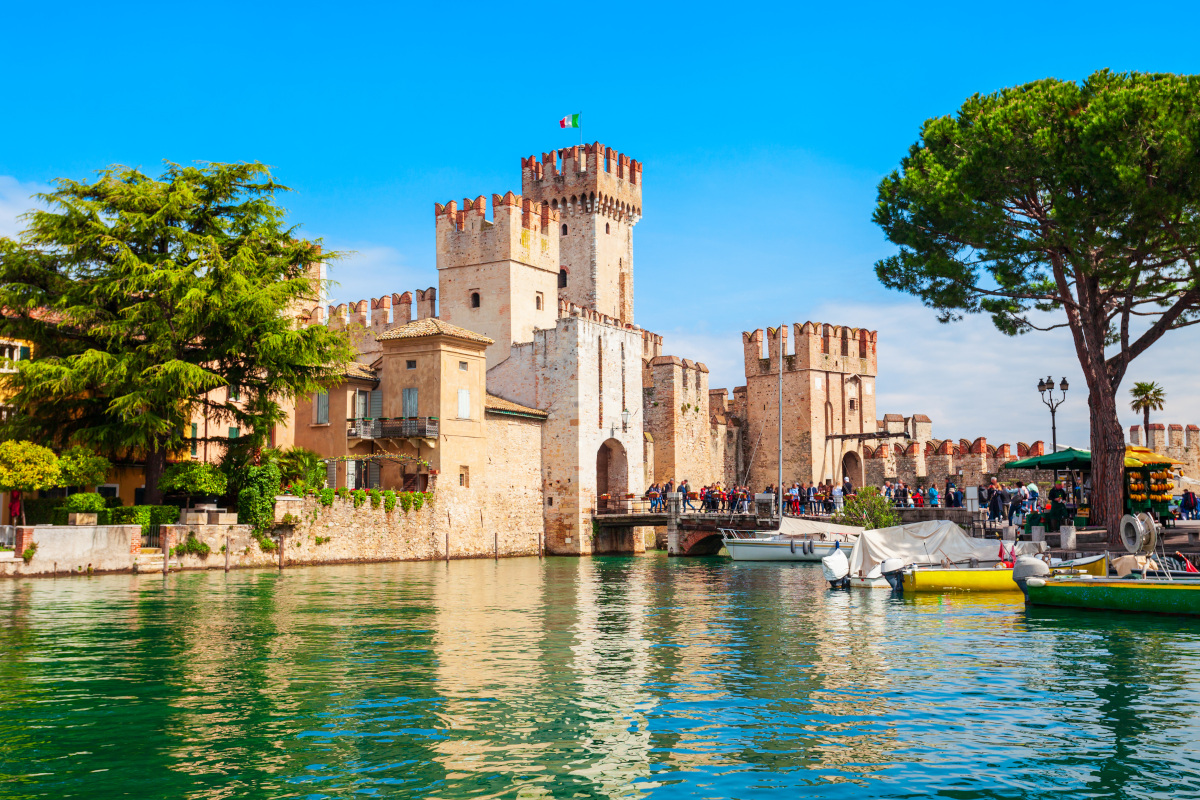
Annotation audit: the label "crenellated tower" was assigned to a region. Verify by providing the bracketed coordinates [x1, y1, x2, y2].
[521, 143, 642, 323]
[435, 192, 560, 367]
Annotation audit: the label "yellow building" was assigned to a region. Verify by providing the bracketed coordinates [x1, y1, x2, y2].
[1, 337, 31, 524]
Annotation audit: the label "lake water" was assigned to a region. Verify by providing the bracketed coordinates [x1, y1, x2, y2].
[1, 554, 1198, 799]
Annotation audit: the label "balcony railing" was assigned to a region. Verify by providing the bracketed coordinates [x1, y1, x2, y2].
[347, 417, 440, 440]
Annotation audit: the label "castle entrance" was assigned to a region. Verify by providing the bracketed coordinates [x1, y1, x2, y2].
[841, 450, 863, 490]
[595, 439, 634, 553]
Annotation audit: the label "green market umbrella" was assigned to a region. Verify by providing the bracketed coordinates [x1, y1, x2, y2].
[1000, 447, 1092, 471]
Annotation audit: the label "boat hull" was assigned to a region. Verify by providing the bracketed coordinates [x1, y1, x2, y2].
[724, 539, 845, 562]
[904, 567, 1018, 593]
[1026, 578, 1200, 616]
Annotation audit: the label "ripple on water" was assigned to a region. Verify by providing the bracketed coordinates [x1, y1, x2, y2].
[1, 555, 1199, 799]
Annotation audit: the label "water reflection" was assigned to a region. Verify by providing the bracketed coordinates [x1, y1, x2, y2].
[1, 557, 1199, 799]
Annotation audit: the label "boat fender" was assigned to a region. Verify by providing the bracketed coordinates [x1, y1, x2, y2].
[806, 540, 814, 555]
[790, 539, 796, 554]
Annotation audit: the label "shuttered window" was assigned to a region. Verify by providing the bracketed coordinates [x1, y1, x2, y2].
[403, 387, 418, 418]
[325, 460, 336, 489]
[367, 460, 380, 488]
[355, 390, 369, 419]
[458, 389, 470, 419]
[346, 460, 357, 489]
[228, 427, 238, 440]
[370, 389, 382, 418]
[18, 346, 30, 361]
[315, 391, 329, 424]
[190, 423, 198, 457]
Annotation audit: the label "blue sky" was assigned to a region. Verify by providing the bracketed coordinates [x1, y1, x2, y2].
[4, 1, 1200, 448]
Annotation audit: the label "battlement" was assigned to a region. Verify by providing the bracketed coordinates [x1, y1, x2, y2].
[436, 193, 559, 272]
[521, 142, 643, 220]
[557, 299, 661, 354]
[298, 287, 437, 332]
[741, 321, 879, 376]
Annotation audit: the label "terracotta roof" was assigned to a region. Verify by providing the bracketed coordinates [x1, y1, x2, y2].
[485, 393, 547, 418]
[376, 317, 494, 344]
[344, 362, 378, 382]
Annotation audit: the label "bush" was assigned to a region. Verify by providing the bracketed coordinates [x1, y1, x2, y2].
[254, 532, 277, 552]
[21, 497, 61, 525]
[105, 495, 124, 508]
[277, 447, 327, 489]
[398, 492, 412, 513]
[22, 542, 37, 563]
[336, 487, 349, 501]
[160, 461, 227, 499]
[369, 488, 381, 509]
[318, 487, 335, 507]
[63, 493, 106, 514]
[383, 490, 396, 513]
[171, 535, 211, 557]
[58, 447, 112, 488]
[351, 489, 366, 508]
[236, 464, 281, 534]
[832, 487, 900, 530]
[109, 505, 181, 536]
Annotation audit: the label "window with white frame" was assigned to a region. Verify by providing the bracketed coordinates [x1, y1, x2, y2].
[458, 389, 470, 419]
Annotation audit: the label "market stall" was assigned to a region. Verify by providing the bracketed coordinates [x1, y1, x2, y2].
[1123, 445, 1184, 527]
[1000, 447, 1092, 532]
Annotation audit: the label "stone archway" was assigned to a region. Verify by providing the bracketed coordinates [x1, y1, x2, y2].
[842, 450, 864, 490]
[596, 438, 629, 499]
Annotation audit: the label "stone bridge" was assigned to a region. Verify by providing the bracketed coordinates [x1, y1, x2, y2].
[591, 493, 767, 556]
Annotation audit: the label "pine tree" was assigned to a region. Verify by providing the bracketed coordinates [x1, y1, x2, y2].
[0, 162, 354, 502]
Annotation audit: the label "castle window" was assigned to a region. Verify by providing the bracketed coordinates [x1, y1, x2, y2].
[459, 361, 468, 371]
[406, 360, 416, 370]
[561, 224, 568, 236]
[849, 398, 857, 411]
[606, 223, 610, 234]
[470, 292, 480, 308]
[558, 269, 568, 288]
[536, 292, 543, 310]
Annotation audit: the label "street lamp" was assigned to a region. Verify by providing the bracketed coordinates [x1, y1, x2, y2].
[1038, 376, 1069, 453]
[621, 408, 630, 432]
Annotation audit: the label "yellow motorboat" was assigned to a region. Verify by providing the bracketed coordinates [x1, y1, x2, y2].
[903, 554, 1107, 593]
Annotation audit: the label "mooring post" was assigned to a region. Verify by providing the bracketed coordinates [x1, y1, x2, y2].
[666, 492, 682, 556]
[162, 528, 170, 575]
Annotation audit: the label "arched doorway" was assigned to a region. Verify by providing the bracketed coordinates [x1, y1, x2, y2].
[596, 438, 629, 499]
[841, 450, 863, 490]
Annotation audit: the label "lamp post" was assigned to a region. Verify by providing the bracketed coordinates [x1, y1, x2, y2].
[1038, 376, 1069, 453]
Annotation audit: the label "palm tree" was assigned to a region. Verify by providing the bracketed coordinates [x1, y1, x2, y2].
[1129, 381, 1167, 433]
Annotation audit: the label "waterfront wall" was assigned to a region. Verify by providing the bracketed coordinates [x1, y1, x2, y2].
[2, 524, 142, 576]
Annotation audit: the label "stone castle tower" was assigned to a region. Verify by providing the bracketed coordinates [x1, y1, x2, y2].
[521, 145, 642, 322]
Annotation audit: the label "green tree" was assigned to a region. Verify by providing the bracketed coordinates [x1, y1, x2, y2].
[58, 446, 112, 489]
[277, 446, 326, 488]
[0, 162, 354, 502]
[872, 70, 1200, 543]
[832, 487, 900, 530]
[1129, 381, 1167, 433]
[159, 461, 228, 508]
[0, 441, 62, 525]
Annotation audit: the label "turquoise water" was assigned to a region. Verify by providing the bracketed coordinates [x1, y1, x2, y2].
[1, 554, 1198, 799]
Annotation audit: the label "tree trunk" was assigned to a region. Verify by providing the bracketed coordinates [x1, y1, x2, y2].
[1144, 407, 1150, 436]
[144, 445, 167, 505]
[1089, 387, 1126, 545]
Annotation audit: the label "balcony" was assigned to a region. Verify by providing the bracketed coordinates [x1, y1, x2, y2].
[347, 417, 439, 440]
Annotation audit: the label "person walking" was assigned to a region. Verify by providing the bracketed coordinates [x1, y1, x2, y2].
[680, 480, 695, 512]
[928, 485, 939, 508]
[832, 482, 844, 512]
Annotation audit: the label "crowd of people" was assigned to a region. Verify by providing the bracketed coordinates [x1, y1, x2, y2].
[644, 477, 858, 516]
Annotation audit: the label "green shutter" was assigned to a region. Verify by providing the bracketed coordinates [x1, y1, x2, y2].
[228, 427, 238, 440]
[18, 346, 30, 361]
[190, 423, 198, 456]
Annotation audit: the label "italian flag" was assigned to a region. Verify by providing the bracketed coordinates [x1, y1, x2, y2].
[559, 114, 580, 129]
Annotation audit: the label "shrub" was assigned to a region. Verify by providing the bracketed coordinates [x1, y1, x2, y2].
[314, 535, 331, 546]
[109, 505, 182, 536]
[351, 489, 366, 508]
[318, 487, 335, 507]
[22, 542, 37, 563]
[22, 497, 61, 525]
[236, 464, 281, 534]
[279, 513, 300, 525]
[277, 447, 327, 489]
[398, 492, 413, 513]
[383, 490, 396, 513]
[58, 447, 112, 488]
[412, 492, 428, 512]
[171, 535, 211, 557]
[63, 493, 106, 514]
[832, 487, 900, 530]
[160, 461, 227, 500]
[336, 487, 349, 501]
[369, 488, 381, 509]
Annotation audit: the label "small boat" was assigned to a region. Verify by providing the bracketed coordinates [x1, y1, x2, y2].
[903, 554, 1107, 594]
[1025, 575, 1200, 616]
[722, 517, 861, 563]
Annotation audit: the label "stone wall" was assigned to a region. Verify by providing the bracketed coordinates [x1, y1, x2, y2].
[1131, 424, 1200, 480]
[2, 524, 142, 576]
[643, 356, 716, 486]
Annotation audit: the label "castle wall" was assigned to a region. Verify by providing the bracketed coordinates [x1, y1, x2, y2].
[643, 356, 715, 486]
[488, 314, 646, 554]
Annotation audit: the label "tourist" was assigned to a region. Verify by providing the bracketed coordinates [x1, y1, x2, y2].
[1008, 487, 1024, 526]
[895, 481, 909, 508]
[843, 476, 853, 497]
[884, 481, 893, 502]
[1183, 489, 1198, 520]
[913, 487, 924, 507]
[928, 485, 939, 507]
[832, 482, 844, 511]
[681, 480, 695, 511]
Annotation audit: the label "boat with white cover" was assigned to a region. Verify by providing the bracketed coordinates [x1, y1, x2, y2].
[722, 517, 863, 562]
[822, 519, 1048, 589]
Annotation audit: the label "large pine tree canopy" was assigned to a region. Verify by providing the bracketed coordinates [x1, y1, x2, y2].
[0, 162, 354, 501]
